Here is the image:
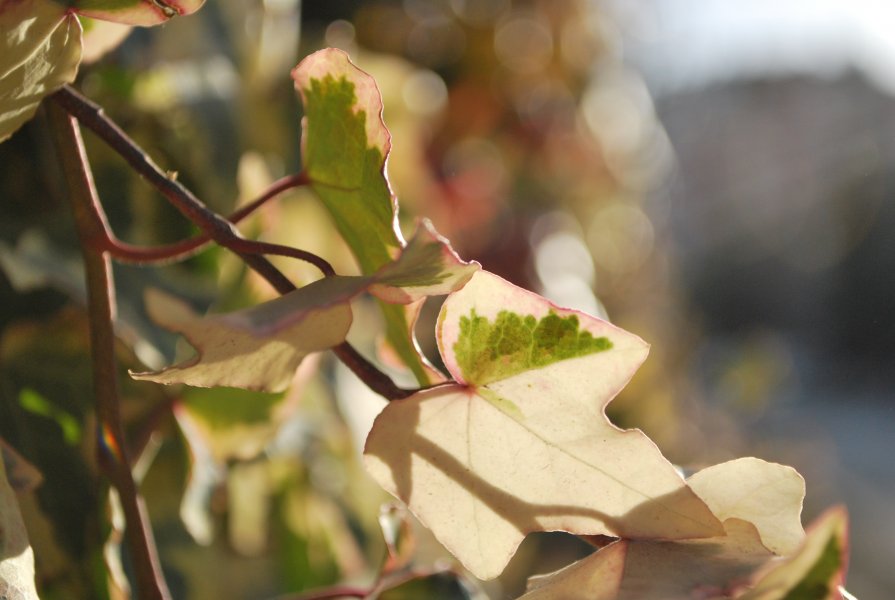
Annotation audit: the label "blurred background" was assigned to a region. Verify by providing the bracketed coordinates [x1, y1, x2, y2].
[1, 0, 893, 598]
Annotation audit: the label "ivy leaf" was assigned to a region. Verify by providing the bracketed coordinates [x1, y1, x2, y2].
[687, 457, 805, 556]
[70, 0, 205, 26]
[291, 48, 440, 385]
[0, 0, 205, 143]
[132, 223, 474, 392]
[364, 271, 723, 580]
[131, 278, 354, 392]
[367, 219, 479, 304]
[0, 450, 40, 600]
[0, 0, 82, 143]
[519, 458, 810, 599]
[740, 506, 851, 600]
[291, 47, 400, 274]
[521, 519, 773, 600]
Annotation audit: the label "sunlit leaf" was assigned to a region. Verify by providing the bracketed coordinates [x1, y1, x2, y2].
[688, 457, 805, 556]
[521, 519, 773, 600]
[0, 0, 81, 143]
[133, 222, 474, 392]
[368, 220, 478, 303]
[364, 271, 723, 580]
[519, 457, 811, 599]
[80, 16, 132, 64]
[131, 279, 353, 392]
[292, 48, 443, 385]
[71, 0, 205, 26]
[0, 454, 39, 600]
[740, 507, 850, 600]
[292, 47, 399, 274]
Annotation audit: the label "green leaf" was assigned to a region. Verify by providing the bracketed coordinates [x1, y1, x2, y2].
[292, 48, 443, 385]
[453, 309, 613, 386]
[71, 0, 206, 26]
[292, 48, 399, 274]
[18, 387, 82, 446]
[0, 0, 82, 143]
[365, 270, 723, 580]
[0, 450, 40, 600]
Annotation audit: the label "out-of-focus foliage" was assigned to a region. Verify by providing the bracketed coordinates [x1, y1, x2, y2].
[0, 1, 866, 598]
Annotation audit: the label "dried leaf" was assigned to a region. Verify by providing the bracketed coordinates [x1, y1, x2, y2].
[365, 271, 722, 579]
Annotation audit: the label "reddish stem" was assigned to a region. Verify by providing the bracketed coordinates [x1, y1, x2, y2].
[108, 173, 315, 265]
[47, 102, 171, 600]
[272, 586, 369, 600]
[51, 85, 415, 401]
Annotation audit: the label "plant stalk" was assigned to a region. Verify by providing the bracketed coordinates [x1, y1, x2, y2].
[47, 102, 172, 600]
[51, 86, 416, 400]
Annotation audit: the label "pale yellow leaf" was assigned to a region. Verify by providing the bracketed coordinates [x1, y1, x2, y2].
[131, 280, 352, 392]
[521, 541, 626, 600]
[688, 457, 805, 556]
[365, 271, 722, 580]
[0, 1, 82, 142]
[520, 519, 773, 600]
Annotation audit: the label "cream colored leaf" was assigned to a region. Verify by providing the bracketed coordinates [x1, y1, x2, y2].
[740, 506, 850, 600]
[522, 541, 627, 600]
[367, 219, 478, 304]
[80, 17, 132, 64]
[365, 271, 722, 580]
[688, 457, 805, 556]
[0, 1, 82, 143]
[131, 279, 353, 392]
[520, 519, 773, 600]
[0, 454, 39, 600]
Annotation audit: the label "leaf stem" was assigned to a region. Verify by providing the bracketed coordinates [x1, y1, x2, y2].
[107, 173, 324, 268]
[51, 85, 416, 400]
[47, 102, 171, 600]
[270, 585, 369, 600]
[50, 85, 298, 292]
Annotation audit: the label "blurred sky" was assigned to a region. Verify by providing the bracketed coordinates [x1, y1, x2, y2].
[612, 0, 895, 95]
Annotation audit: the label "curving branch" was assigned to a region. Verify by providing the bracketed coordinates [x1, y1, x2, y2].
[50, 85, 416, 401]
[47, 101, 171, 600]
